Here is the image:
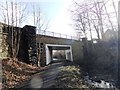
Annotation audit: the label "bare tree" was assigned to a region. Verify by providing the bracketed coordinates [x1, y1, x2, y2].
[102, 1, 114, 31]
[72, 0, 117, 40]
[32, 5, 49, 33]
[86, 7, 93, 41]
[72, 1, 95, 40]
[92, 20, 101, 40]
[0, 1, 26, 60]
[72, 3, 89, 39]
[74, 13, 87, 38]
[112, 0, 117, 22]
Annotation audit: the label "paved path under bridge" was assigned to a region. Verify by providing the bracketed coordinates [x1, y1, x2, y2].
[17, 60, 71, 88]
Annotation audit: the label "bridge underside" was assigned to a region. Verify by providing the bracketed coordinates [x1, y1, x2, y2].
[46, 44, 73, 65]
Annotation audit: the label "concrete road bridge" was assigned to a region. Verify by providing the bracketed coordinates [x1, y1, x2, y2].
[0, 24, 84, 67]
[36, 29, 84, 66]
[21, 25, 84, 66]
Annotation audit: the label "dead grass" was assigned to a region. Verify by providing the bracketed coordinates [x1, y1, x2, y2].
[55, 65, 89, 89]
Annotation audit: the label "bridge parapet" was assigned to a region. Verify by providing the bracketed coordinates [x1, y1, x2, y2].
[37, 30, 81, 41]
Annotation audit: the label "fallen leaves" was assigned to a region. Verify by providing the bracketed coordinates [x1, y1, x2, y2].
[2, 58, 42, 89]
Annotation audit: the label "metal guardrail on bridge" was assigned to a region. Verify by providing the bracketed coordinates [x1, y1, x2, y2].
[36, 30, 80, 40]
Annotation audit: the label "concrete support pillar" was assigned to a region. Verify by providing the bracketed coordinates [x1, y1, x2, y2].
[46, 46, 52, 65]
[70, 46, 73, 61]
[46, 46, 50, 65]
[65, 50, 70, 60]
[49, 47, 53, 62]
[20, 25, 37, 64]
[65, 47, 73, 61]
[82, 38, 89, 60]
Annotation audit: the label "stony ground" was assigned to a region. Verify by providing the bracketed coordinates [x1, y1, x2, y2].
[2, 58, 46, 89]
